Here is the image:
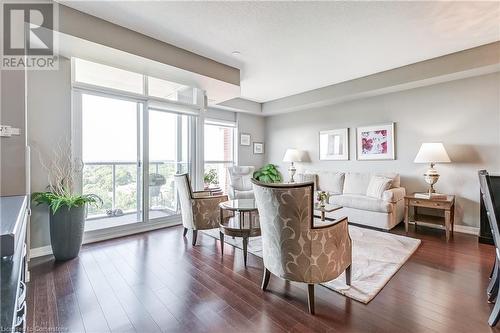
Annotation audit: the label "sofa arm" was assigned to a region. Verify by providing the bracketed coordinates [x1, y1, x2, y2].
[382, 187, 406, 203]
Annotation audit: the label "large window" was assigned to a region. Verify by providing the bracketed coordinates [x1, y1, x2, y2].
[204, 121, 236, 193]
[73, 58, 200, 232]
[81, 93, 143, 231]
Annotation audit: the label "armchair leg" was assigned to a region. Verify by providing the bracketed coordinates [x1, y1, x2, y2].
[346, 265, 352, 286]
[307, 284, 315, 315]
[261, 268, 271, 291]
[192, 230, 198, 246]
[183, 227, 188, 237]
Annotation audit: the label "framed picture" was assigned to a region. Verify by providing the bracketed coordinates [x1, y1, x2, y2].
[319, 128, 349, 160]
[240, 133, 251, 146]
[356, 123, 395, 160]
[253, 142, 264, 154]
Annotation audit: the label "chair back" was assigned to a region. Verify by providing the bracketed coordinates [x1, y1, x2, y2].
[479, 170, 500, 253]
[174, 173, 194, 229]
[252, 180, 318, 282]
[228, 166, 255, 191]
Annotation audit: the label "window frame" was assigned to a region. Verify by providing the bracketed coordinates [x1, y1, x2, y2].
[203, 119, 237, 193]
[71, 58, 205, 234]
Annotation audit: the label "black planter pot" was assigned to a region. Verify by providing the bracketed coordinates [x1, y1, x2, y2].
[49, 205, 85, 261]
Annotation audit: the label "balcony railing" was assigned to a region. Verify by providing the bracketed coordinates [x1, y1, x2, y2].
[83, 160, 189, 220]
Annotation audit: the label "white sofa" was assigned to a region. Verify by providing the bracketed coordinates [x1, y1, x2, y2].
[298, 170, 406, 230]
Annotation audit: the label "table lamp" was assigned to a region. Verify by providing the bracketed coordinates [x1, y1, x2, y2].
[283, 149, 303, 183]
[414, 143, 451, 195]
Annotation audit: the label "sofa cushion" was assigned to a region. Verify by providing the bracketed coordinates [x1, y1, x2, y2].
[366, 176, 393, 199]
[315, 171, 344, 194]
[329, 194, 393, 213]
[297, 173, 318, 191]
[343, 173, 370, 195]
[343, 172, 400, 195]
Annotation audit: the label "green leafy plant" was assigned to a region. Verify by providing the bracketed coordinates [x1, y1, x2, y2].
[32, 141, 103, 214]
[253, 164, 282, 183]
[32, 192, 102, 214]
[204, 169, 219, 185]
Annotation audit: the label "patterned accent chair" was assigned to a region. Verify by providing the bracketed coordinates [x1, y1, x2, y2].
[174, 174, 228, 246]
[252, 179, 352, 314]
[228, 166, 255, 200]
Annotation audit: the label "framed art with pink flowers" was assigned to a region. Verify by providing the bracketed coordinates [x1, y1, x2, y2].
[356, 123, 395, 160]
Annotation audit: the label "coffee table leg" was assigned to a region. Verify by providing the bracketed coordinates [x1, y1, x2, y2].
[243, 236, 248, 266]
[220, 231, 224, 256]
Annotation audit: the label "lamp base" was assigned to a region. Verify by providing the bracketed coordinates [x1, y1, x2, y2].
[288, 163, 296, 183]
[423, 163, 440, 194]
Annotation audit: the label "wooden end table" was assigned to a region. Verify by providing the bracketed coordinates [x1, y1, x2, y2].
[404, 193, 455, 241]
[314, 203, 342, 221]
[219, 199, 260, 266]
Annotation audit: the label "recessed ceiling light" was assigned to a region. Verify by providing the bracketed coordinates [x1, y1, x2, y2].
[232, 51, 241, 56]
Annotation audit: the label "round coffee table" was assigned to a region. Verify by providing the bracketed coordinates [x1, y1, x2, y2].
[219, 199, 260, 266]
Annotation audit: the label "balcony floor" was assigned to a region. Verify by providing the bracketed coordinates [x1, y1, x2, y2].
[85, 209, 176, 231]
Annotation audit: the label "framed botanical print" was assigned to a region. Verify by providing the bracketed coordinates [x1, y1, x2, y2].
[319, 128, 349, 160]
[253, 142, 264, 154]
[240, 133, 251, 146]
[356, 123, 395, 160]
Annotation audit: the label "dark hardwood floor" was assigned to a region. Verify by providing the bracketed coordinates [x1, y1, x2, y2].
[27, 224, 499, 333]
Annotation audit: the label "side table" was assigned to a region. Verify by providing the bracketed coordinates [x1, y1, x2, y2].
[404, 193, 455, 241]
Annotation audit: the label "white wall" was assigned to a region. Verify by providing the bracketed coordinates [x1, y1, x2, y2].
[265, 73, 500, 228]
[1, 69, 27, 196]
[28, 57, 72, 248]
[237, 113, 266, 168]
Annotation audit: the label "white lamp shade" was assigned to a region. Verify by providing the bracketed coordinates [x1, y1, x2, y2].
[414, 143, 451, 163]
[283, 149, 303, 162]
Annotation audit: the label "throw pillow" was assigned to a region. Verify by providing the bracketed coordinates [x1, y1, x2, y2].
[366, 176, 393, 199]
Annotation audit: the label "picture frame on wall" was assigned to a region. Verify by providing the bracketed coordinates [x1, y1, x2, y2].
[253, 142, 264, 154]
[356, 123, 395, 160]
[240, 133, 251, 146]
[319, 128, 349, 160]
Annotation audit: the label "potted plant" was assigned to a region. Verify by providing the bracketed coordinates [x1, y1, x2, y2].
[253, 164, 282, 183]
[204, 169, 219, 189]
[32, 143, 102, 261]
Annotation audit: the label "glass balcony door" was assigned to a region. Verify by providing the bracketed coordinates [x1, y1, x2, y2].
[80, 93, 143, 231]
[148, 109, 191, 220]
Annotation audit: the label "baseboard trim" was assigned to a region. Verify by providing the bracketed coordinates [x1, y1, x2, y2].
[30, 245, 53, 258]
[409, 221, 479, 236]
[30, 217, 182, 258]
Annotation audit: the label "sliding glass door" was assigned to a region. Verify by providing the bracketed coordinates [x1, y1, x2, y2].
[80, 93, 143, 231]
[148, 109, 191, 220]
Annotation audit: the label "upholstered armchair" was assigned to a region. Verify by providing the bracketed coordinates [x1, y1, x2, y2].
[174, 174, 228, 246]
[252, 180, 352, 314]
[228, 166, 255, 200]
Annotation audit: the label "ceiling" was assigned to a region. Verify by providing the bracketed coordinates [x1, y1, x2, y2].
[60, 1, 500, 103]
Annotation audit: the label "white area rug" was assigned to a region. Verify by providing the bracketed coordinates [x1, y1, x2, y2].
[203, 226, 421, 303]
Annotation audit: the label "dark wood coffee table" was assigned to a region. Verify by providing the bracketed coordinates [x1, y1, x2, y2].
[219, 199, 260, 266]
